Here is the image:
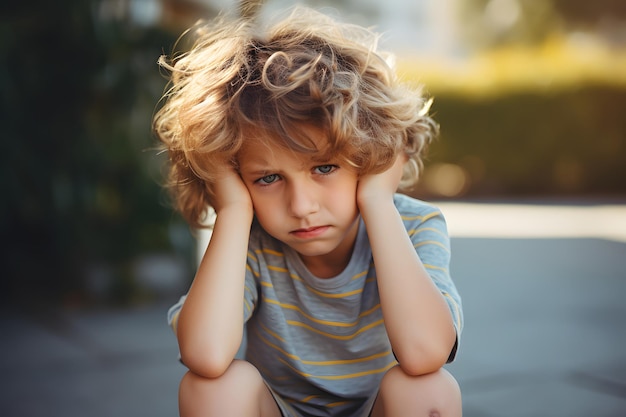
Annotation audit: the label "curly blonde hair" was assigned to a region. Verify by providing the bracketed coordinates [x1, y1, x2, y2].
[153, 6, 438, 229]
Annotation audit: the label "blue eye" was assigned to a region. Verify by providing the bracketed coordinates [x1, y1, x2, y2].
[257, 174, 279, 185]
[315, 165, 336, 174]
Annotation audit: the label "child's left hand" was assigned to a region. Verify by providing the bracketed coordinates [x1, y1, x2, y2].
[356, 153, 407, 207]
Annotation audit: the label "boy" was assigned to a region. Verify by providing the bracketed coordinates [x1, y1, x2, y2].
[154, 6, 463, 417]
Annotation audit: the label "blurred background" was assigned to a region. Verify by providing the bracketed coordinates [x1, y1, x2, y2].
[1, 0, 625, 416]
[1, 0, 624, 310]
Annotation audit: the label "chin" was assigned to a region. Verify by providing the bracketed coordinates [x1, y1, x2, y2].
[287, 241, 337, 258]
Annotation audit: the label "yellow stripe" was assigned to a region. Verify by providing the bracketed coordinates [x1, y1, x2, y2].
[288, 396, 351, 410]
[277, 356, 397, 380]
[244, 284, 255, 298]
[271, 269, 364, 299]
[262, 297, 381, 327]
[246, 264, 260, 277]
[400, 211, 440, 222]
[414, 240, 450, 251]
[286, 319, 384, 340]
[255, 325, 394, 367]
[359, 304, 381, 319]
[268, 265, 289, 273]
[301, 350, 393, 366]
[306, 286, 363, 298]
[351, 270, 368, 281]
[327, 401, 351, 408]
[301, 395, 319, 403]
[408, 226, 445, 236]
[254, 248, 285, 257]
[424, 263, 448, 273]
[243, 285, 255, 317]
[255, 325, 296, 360]
[170, 310, 181, 333]
[259, 321, 286, 343]
[288, 273, 304, 283]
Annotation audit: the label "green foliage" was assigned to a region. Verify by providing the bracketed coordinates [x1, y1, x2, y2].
[0, 1, 193, 307]
[2, 1, 623, 307]
[418, 86, 626, 198]
[398, 38, 626, 199]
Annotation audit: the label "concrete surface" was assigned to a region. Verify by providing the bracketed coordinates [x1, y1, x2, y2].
[1, 201, 625, 417]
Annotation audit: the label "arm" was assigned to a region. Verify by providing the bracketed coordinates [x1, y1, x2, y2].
[357, 156, 457, 376]
[175, 166, 254, 378]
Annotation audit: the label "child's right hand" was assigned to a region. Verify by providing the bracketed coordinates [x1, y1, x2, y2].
[207, 162, 253, 214]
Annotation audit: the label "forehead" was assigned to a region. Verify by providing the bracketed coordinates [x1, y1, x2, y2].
[238, 124, 331, 164]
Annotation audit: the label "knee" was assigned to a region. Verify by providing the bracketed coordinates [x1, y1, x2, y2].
[180, 360, 261, 393]
[179, 360, 267, 416]
[378, 367, 461, 416]
[180, 360, 263, 398]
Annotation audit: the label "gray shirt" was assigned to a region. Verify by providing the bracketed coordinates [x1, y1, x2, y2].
[168, 194, 463, 417]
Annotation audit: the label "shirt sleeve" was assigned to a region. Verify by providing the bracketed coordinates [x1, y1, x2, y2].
[166, 264, 258, 335]
[244, 250, 260, 323]
[167, 294, 186, 334]
[166, 225, 264, 337]
[402, 201, 464, 361]
[243, 223, 266, 322]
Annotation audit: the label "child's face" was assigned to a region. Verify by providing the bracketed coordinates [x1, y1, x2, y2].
[238, 126, 360, 274]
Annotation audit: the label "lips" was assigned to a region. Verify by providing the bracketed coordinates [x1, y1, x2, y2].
[290, 225, 329, 239]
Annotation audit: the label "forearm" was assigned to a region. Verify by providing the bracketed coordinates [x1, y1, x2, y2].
[360, 198, 456, 374]
[176, 205, 253, 377]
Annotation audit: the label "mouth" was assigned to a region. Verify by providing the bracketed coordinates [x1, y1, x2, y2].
[290, 225, 330, 239]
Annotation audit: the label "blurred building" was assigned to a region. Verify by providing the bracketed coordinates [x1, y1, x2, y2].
[96, 0, 462, 56]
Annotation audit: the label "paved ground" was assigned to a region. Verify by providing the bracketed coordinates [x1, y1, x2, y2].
[1, 202, 625, 417]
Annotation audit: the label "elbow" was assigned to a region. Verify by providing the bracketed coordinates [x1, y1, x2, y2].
[176, 321, 242, 378]
[179, 345, 236, 379]
[397, 354, 448, 377]
[395, 340, 454, 376]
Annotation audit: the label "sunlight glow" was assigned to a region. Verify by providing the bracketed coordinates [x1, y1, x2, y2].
[437, 202, 626, 242]
[197, 202, 626, 264]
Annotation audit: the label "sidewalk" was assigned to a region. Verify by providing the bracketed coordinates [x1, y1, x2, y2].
[442, 200, 626, 416]
[446, 237, 626, 416]
[0, 303, 185, 417]
[1, 201, 625, 416]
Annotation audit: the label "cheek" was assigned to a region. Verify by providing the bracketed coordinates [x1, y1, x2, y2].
[249, 193, 279, 223]
[327, 180, 358, 211]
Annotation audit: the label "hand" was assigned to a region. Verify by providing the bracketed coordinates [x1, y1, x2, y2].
[357, 153, 407, 208]
[206, 162, 253, 214]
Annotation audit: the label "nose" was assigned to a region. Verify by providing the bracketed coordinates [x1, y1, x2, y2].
[287, 181, 320, 218]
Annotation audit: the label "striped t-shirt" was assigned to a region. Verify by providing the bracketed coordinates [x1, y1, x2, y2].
[168, 193, 463, 417]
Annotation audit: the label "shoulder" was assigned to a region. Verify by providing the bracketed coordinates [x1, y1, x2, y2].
[392, 193, 448, 236]
[393, 193, 443, 219]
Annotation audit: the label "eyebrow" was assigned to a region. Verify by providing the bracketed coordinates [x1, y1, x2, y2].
[238, 150, 336, 174]
[241, 168, 272, 177]
[311, 154, 335, 163]
[238, 158, 276, 174]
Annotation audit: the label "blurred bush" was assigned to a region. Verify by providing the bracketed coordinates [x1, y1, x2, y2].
[1, 1, 624, 308]
[0, 1, 194, 309]
[399, 36, 626, 198]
